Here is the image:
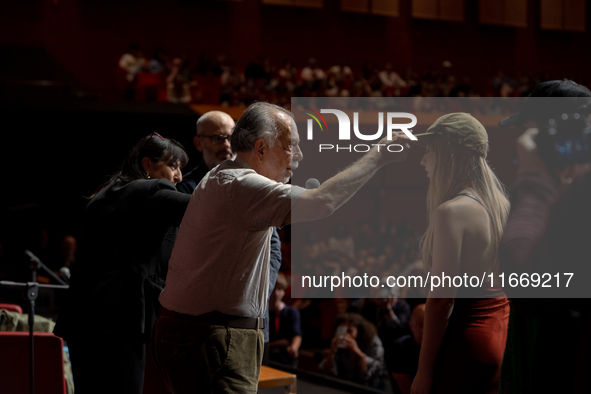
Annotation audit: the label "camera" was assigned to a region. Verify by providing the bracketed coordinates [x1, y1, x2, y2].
[537, 113, 591, 169]
[336, 325, 347, 348]
[511, 96, 591, 170]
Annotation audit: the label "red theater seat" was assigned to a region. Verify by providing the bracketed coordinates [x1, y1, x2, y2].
[136, 72, 166, 102]
[136, 72, 163, 87]
[0, 332, 66, 394]
[0, 303, 23, 314]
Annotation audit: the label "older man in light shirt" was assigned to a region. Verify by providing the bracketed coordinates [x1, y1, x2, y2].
[154, 102, 410, 393]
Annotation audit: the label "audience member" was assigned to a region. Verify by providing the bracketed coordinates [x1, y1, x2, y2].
[320, 312, 387, 388]
[379, 63, 407, 96]
[220, 63, 245, 105]
[59, 235, 77, 268]
[268, 273, 302, 367]
[167, 57, 193, 104]
[149, 47, 170, 74]
[355, 293, 411, 350]
[328, 224, 355, 260]
[498, 79, 591, 393]
[118, 44, 147, 100]
[52, 234, 77, 283]
[119, 44, 147, 83]
[389, 304, 425, 394]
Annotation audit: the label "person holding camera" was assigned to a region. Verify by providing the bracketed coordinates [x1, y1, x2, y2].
[320, 312, 387, 388]
[497, 79, 591, 393]
[349, 287, 412, 355]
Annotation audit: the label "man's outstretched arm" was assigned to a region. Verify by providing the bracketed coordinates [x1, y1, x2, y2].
[290, 132, 411, 224]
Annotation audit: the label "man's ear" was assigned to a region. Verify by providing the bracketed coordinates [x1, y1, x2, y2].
[254, 138, 266, 161]
[194, 135, 203, 152]
[141, 157, 152, 173]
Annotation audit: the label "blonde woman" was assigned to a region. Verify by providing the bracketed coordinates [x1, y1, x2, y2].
[410, 113, 510, 394]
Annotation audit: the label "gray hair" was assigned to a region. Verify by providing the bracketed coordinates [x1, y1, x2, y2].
[231, 102, 293, 153]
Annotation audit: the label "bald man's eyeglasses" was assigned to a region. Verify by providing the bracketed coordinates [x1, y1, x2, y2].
[199, 135, 231, 145]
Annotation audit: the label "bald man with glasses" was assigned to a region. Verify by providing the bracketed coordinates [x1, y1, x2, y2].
[176, 111, 236, 194]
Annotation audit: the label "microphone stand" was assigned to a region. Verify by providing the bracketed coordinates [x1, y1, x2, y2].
[0, 251, 69, 394]
[25, 249, 68, 286]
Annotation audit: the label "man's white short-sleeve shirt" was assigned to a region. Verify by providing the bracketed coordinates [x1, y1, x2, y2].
[159, 158, 305, 318]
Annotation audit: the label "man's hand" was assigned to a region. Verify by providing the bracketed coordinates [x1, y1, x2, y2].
[516, 128, 550, 176]
[375, 131, 412, 166]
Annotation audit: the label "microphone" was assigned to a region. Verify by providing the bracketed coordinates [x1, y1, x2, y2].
[59, 267, 71, 280]
[305, 178, 321, 190]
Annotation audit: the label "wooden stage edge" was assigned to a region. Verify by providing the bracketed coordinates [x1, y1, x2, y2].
[259, 365, 297, 394]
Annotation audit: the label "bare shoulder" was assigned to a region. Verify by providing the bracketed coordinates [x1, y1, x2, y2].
[434, 194, 487, 228]
[432, 199, 465, 234]
[434, 198, 467, 219]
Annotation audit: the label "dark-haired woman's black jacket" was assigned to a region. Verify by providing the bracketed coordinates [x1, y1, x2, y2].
[54, 179, 190, 340]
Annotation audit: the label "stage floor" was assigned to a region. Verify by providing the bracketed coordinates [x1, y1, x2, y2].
[259, 378, 361, 394]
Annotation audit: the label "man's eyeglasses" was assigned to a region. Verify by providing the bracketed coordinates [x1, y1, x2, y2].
[199, 134, 231, 145]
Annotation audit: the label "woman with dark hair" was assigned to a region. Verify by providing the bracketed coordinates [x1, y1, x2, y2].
[411, 113, 510, 394]
[320, 312, 387, 388]
[54, 132, 191, 394]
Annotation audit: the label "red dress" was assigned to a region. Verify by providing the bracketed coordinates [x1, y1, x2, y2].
[431, 288, 510, 394]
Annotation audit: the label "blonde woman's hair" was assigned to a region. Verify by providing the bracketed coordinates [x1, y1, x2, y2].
[421, 137, 510, 275]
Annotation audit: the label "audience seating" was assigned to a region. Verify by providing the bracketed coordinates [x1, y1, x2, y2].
[135, 72, 166, 102]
